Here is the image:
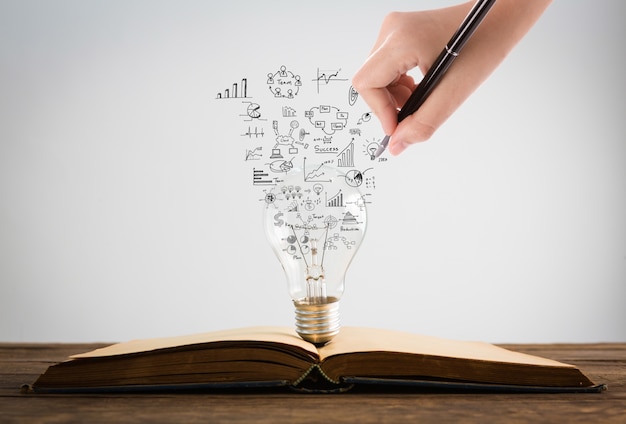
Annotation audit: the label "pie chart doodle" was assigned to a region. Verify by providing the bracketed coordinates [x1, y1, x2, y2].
[241, 101, 266, 122]
[247, 103, 261, 119]
[344, 169, 363, 187]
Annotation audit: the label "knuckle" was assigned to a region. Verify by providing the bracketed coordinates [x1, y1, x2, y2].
[409, 120, 436, 142]
[382, 11, 405, 27]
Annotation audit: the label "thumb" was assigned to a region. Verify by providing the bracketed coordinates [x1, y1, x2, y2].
[388, 111, 438, 155]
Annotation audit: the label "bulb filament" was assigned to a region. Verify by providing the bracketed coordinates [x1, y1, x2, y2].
[292, 224, 330, 304]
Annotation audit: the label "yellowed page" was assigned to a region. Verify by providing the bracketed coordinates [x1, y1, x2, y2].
[319, 327, 573, 368]
[71, 326, 317, 359]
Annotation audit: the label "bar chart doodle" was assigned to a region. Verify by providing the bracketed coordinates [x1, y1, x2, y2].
[253, 168, 275, 186]
[326, 190, 344, 207]
[216, 78, 249, 99]
[337, 140, 355, 167]
[216, 62, 387, 217]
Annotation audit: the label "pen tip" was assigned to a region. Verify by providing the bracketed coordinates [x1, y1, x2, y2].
[374, 135, 390, 158]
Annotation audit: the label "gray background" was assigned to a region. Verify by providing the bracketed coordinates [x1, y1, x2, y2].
[1, 0, 624, 343]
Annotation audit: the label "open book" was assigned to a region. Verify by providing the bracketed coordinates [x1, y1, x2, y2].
[32, 326, 604, 393]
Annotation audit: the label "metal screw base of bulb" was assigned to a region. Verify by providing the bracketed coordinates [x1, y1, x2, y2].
[294, 297, 340, 346]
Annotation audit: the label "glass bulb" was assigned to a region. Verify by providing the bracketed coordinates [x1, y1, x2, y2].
[263, 163, 367, 345]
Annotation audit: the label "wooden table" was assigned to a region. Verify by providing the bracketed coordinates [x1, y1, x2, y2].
[1, 342, 625, 423]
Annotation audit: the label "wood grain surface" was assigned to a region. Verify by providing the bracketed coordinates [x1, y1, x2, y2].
[1, 342, 625, 423]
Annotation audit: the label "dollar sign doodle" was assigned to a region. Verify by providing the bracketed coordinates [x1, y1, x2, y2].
[273, 212, 284, 227]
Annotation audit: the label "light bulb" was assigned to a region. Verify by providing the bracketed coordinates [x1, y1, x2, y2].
[263, 163, 367, 345]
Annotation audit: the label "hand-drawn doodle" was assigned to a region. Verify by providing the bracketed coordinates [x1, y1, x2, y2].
[312, 68, 348, 94]
[216, 63, 385, 221]
[348, 85, 359, 106]
[241, 101, 267, 122]
[341, 211, 358, 225]
[267, 65, 301, 98]
[245, 147, 263, 161]
[282, 106, 297, 117]
[312, 183, 324, 195]
[337, 140, 355, 167]
[272, 120, 300, 159]
[242, 126, 265, 138]
[365, 140, 380, 160]
[298, 128, 310, 142]
[305, 105, 348, 135]
[357, 112, 372, 125]
[303, 157, 334, 182]
[216, 78, 249, 99]
[253, 168, 275, 186]
[344, 168, 374, 188]
[269, 157, 294, 173]
[326, 189, 344, 207]
[323, 214, 339, 229]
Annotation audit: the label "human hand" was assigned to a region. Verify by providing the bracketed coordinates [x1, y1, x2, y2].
[352, 0, 552, 156]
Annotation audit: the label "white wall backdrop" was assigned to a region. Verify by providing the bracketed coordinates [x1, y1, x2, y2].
[1, 0, 624, 343]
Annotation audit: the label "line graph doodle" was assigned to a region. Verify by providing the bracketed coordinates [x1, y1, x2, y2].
[245, 147, 263, 161]
[303, 157, 333, 182]
[216, 61, 387, 214]
[312, 68, 348, 94]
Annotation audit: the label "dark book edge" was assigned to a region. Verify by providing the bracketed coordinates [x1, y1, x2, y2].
[343, 377, 607, 394]
[28, 378, 607, 395]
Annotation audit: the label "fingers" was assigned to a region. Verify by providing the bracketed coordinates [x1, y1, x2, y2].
[388, 114, 436, 156]
[352, 54, 419, 137]
[352, 6, 476, 156]
[351, 63, 401, 136]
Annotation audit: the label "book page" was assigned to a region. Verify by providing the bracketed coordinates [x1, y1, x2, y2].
[319, 327, 573, 368]
[71, 326, 318, 359]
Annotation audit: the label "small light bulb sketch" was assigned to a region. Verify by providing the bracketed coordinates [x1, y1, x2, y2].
[367, 142, 379, 160]
[313, 183, 324, 195]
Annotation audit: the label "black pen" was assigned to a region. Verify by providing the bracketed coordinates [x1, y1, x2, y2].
[374, 0, 497, 158]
